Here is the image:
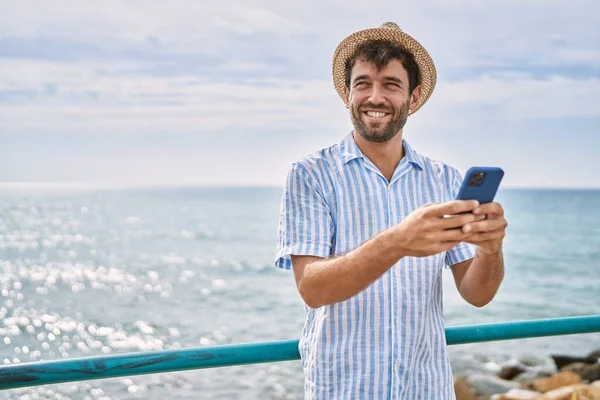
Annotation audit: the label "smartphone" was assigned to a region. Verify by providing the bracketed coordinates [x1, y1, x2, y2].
[456, 166, 504, 204]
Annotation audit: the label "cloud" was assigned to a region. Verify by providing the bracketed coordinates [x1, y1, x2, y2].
[0, 0, 599, 186]
[1, 54, 599, 136]
[423, 74, 600, 120]
[212, 8, 313, 35]
[0, 1, 314, 51]
[0, 58, 345, 134]
[1, 1, 598, 71]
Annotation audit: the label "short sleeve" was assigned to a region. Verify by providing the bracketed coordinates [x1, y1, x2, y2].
[274, 162, 335, 270]
[445, 168, 477, 268]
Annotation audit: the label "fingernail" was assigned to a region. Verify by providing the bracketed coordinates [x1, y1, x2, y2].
[464, 225, 471, 233]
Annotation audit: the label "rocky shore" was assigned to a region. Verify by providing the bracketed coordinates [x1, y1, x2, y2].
[455, 349, 600, 400]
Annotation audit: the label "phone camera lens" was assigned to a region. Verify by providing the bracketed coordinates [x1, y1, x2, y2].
[468, 172, 486, 187]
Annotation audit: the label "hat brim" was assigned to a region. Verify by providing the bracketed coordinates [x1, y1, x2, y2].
[332, 27, 437, 115]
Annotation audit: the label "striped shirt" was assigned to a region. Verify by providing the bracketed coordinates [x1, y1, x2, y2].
[275, 132, 476, 399]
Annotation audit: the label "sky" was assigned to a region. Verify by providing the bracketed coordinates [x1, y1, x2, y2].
[0, 0, 599, 188]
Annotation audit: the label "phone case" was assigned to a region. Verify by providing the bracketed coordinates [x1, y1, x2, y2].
[456, 166, 504, 204]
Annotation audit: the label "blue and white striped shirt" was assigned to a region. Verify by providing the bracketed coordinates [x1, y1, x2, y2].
[275, 132, 476, 399]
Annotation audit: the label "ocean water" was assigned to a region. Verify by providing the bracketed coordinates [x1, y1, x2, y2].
[0, 185, 599, 399]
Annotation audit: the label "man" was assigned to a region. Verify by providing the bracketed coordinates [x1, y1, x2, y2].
[275, 22, 507, 399]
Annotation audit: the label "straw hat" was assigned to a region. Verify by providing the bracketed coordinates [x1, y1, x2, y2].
[331, 22, 437, 114]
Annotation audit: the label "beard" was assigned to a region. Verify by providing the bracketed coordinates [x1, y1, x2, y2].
[350, 99, 410, 143]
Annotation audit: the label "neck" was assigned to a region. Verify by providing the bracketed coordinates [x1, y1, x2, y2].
[353, 130, 405, 182]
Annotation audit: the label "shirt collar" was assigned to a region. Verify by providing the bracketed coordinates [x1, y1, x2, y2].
[339, 131, 363, 164]
[339, 131, 424, 170]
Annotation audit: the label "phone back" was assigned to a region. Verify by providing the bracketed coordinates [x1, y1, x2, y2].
[456, 167, 504, 204]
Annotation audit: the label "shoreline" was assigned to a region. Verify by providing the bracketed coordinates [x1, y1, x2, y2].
[454, 348, 600, 399]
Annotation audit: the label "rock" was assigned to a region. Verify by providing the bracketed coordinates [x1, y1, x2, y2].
[467, 374, 522, 397]
[490, 388, 541, 399]
[499, 364, 528, 381]
[578, 384, 600, 399]
[563, 362, 600, 382]
[581, 386, 600, 399]
[538, 384, 584, 400]
[551, 354, 597, 369]
[582, 364, 600, 382]
[532, 371, 582, 393]
[539, 383, 600, 400]
[561, 362, 588, 375]
[588, 350, 600, 360]
[520, 357, 545, 368]
[515, 370, 554, 389]
[593, 380, 600, 389]
[454, 375, 479, 400]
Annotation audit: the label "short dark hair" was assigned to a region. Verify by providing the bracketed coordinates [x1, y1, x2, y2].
[344, 39, 421, 94]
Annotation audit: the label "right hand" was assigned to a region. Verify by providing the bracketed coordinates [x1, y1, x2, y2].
[393, 200, 485, 257]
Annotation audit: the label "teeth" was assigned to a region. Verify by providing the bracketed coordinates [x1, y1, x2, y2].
[366, 111, 388, 118]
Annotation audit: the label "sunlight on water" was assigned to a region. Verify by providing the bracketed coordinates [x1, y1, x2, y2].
[1, 187, 599, 399]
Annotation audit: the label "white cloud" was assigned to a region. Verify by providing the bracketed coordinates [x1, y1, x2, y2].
[1, 0, 599, 186]
[0, 59, 345, 133]
[1, 0, 597, 69]
[0, 0, 311, 47]
[426, 74, 600, 119]
[1, 57, 599, 136]
[212, 8, 313, 35]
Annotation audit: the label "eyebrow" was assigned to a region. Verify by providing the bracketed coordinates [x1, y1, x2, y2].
[353, 75, 403, 85]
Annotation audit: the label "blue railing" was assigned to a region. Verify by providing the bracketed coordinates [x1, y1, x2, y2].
[1, 314, 599, 391]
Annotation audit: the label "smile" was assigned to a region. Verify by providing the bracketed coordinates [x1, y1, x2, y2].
[363, 111, 390, 118]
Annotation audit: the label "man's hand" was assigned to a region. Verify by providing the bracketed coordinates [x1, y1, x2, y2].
[461, 202, 508, 255]
[289, 199, 492, 308]
[393, 200, 485, 258]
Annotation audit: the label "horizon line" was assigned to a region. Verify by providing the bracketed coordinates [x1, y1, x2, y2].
[0, 181, 599, 191]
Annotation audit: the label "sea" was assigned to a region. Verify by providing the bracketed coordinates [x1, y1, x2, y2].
[0, 185, 599, 399]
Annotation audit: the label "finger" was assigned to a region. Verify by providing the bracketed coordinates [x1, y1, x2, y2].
[432, 227, 472, 242]
[475, 212, 501, 221]
[427, 200, 479, 217]
[462, 217, 507, 234]
[463, 230, 506, 243]
[440, 212, 486, 230]
[473, 202, 504, 217]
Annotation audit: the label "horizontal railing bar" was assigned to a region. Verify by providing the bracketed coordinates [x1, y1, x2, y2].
[446, 314, 600, 344]
[1, 314, 599, 391]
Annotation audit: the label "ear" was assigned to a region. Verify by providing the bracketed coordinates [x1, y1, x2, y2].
[343, 86, 350, 108]
[409, 85, 422, 112]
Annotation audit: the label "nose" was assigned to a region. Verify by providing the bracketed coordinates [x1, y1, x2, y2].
[367, 83, 385, 105]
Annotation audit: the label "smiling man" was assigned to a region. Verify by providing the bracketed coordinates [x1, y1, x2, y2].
[275, 22, 507, 399]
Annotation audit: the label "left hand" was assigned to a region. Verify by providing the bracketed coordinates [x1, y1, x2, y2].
[461, 202, 508, 255]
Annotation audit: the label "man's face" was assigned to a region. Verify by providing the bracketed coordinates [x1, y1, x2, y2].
[345, 59, 420, 143]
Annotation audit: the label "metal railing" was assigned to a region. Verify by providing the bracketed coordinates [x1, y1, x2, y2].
[1, 314, 599, 391]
